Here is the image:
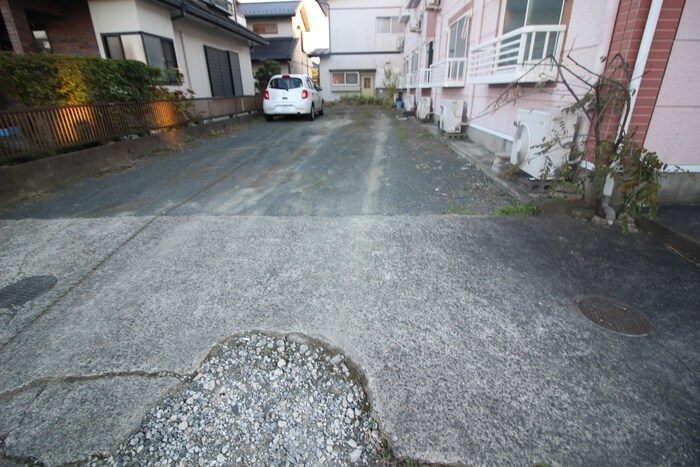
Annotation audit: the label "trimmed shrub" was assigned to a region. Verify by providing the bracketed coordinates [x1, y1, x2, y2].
[0, 52, 178, 109]
[337, 94, 392, 107]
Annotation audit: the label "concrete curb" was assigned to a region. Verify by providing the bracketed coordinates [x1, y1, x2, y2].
[0, 113, 261, 208]
[637, 216, 700, 265]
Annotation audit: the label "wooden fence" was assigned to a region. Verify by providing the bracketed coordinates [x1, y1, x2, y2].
[0, 95, 262, 164]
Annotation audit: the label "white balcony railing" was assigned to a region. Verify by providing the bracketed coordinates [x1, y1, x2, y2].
[417, 68, 431, 88]
[467, 25, 566, 84]
[402, 71, 418, 89]
[429, 57, 468, 87]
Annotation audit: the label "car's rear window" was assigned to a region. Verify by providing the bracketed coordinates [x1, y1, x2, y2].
[269, 77, 303, 90]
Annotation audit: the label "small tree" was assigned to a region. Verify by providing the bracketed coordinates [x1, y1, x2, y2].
[482, 53, 666, 222]
[382, 67, 398, 103]
[254, 60, 281, 93]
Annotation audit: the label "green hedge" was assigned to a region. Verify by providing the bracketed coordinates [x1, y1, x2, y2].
[0, 52, 178, 108]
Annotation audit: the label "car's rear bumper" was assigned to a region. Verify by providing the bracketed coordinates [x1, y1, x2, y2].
[263, 101, 311, 115]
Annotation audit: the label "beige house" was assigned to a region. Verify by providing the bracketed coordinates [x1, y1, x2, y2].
[240, 0, 325, 86]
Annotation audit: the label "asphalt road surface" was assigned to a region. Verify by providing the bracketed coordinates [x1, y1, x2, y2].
[2, 108, 514, 219]
[1, 108, 698, 466]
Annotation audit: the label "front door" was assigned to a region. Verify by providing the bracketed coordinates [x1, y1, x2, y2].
[360, 74, 374, 97]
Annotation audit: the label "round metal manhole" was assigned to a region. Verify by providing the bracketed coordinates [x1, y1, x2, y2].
[578, 297, 652, 336]
[0, 275, 57, 309]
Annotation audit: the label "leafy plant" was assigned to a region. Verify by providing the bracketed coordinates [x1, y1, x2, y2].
[382, 67, 399, 103]
[0, 52, 182, 108]
[337, 94, 392, 107]
[254, 59, 281, 93]
[482, 53, 667, 222]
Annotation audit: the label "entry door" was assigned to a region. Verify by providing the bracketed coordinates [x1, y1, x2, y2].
[360, 74, 374, 97]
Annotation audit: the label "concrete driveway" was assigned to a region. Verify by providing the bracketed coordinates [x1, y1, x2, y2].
[0, 108, 698, 466]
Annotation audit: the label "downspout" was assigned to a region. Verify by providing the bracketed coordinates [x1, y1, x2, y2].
[602, 0, 664, 223]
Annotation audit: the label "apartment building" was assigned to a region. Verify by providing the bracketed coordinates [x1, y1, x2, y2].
[398, 0, 699, 203]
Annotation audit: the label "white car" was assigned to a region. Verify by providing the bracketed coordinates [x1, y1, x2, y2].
[263, 74, 324, 121]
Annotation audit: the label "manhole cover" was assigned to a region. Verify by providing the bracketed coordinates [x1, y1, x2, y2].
[0, 276, 57, 309]
[578, 297, 652, 336]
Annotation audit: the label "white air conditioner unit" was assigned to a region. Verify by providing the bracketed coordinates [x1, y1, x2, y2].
[410, 12, 423, 32]
[439, 99, 463, 134]
[426, 0, 441, 9]
[510, 109, 578, 179]
[417, 96, 431, 120]
[204, 0, 233, 14]
[396, 37, 405, 51]
[404, 94, 416, 112]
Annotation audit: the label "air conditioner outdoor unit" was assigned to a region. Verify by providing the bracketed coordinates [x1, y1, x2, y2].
[439, 99, 463, 134]
[396, 37, 404, 51]
[204, 0, 232, 14]
[426, 0, 441, 9]
[510, 108, 578, 179]
[404, 94, 416, 112]
[410, 12, 423, 32]
[417, 96, 431, 120]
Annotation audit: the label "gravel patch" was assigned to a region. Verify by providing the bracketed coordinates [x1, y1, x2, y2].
[86, 333, 390, 466]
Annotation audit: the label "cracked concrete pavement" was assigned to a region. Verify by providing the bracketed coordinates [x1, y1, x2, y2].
[0, 108, 698, 465]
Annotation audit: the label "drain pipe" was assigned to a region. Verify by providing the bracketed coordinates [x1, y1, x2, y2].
[602, 0, 664, 223]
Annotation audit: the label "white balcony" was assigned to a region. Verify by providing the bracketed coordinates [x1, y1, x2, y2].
[401, 71, 418, 89]
[417, 68, 431, 88]
[467, 25, 566, 84]
[428, 58, 468, 87]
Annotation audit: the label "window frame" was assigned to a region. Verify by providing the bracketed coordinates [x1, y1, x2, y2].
[376, 16, 404, 35]
[498, 0, 565, 35]
[330, 71, 360, 90]
[446, 14, 470, 60]
[251, 23, 279, 35]
[102, 32, 179, 84]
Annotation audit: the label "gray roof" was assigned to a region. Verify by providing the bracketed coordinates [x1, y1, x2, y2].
[250, 37, 298, 61]
[239, 1, 300, 18]
[308, 48, 329, 57]
[152, 0, 268, 45]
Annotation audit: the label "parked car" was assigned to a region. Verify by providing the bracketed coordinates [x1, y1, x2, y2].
[263, 74, 324, 121]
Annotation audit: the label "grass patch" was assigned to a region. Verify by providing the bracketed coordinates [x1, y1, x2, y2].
[495, 202, 540, 216]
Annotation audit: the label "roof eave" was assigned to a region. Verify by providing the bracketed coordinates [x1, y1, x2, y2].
[152, 0, 268, 46]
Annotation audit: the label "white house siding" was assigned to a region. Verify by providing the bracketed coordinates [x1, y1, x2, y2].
[248, 20, 295, 38]
[173, 20, 256, 97]
[318, 0, 404, 101]
[88, 0, 256, 98]
[319, 53, 403, 101]
[88, 0, 166, 59]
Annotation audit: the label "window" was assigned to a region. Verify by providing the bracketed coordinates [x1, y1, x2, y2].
[376, 17, 404, 34]
[103, 33, 178, 84]
[500, 0, 564, 63]
[425, 41, 434, 68]
[331, 72, 359, 86]
[269, 77, 303, 90]
[446, 15, 469, 81]
[32, 30, 52, 53]
[447, 16, 468, 59]
[502, 0, 564, 33]
[204, 46, 243, 97]
[252, 23, 279, 34]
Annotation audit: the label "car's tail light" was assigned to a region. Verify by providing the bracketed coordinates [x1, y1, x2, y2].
[282, 75, 290, 78]
[263, 90, 270, 100]
[302, 89, 309, 99]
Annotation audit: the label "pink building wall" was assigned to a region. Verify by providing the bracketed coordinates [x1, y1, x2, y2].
[644, 0, 699, 168]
